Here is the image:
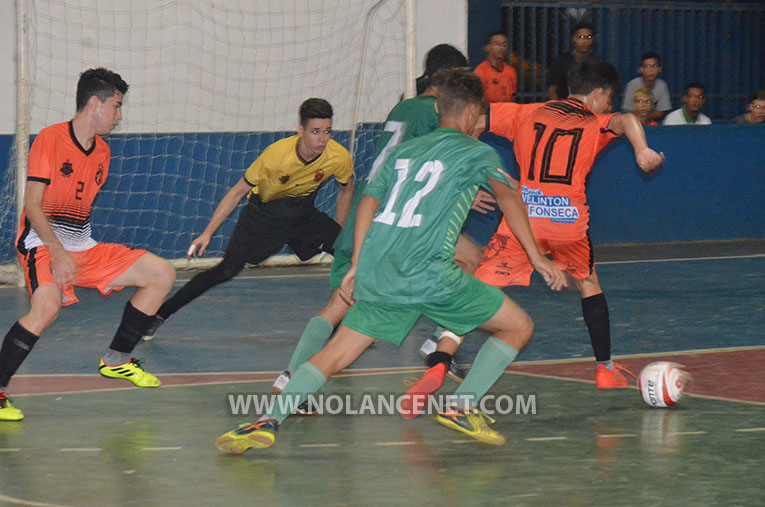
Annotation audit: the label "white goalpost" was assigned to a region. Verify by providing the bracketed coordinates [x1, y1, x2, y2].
[1, 0, 416, 284]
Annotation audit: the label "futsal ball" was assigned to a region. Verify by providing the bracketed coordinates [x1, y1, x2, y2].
[637, 362, 692, 408]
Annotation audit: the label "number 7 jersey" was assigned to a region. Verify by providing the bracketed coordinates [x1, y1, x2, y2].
[17, 121, 110, 254]
[488, 99, 618, 242]
[355, 128, 511, 304]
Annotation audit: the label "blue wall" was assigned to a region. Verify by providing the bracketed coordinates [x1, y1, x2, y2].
[0, 125, 763, 264]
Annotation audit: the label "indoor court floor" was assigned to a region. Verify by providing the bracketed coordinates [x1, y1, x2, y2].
[0, 240, 762, 506]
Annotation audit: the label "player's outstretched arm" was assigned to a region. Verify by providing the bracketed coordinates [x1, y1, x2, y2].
[24, 181, 75, 289]
[608, 112, 665, 173]
[334, 176, 354, 226]
[490, 177, 567, 291]
[188, 177, 253, 258]
[339, 194, 379, 305]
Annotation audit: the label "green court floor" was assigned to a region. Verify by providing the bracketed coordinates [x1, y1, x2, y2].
[1, 372, 762, 506]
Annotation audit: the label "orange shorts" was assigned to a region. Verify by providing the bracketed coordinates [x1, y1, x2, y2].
[475, 229, 593, 287]
[18, 243, 148, 305]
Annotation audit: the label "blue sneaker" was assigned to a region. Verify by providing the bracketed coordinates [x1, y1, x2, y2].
[215, 418, 280, 454]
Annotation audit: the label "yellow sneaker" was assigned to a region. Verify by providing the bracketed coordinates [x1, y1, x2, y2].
[98, 358, 161, 387]
[0, 391, 24, 421]
[433, 406, 506, 445]
[215, 418, 280, 454]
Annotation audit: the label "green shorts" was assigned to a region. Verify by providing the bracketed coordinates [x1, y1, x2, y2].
[329, 248, 352, 291]
[342, 275, 505, 345]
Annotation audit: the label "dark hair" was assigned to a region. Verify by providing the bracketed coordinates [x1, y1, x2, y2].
[486, 30, 507, 45]
[571, 20, 594, 37]
[434, 68, 483, 118]
[416, 44, 469, 96]
[299, 98, 333, 126]
[640, 51, 662, 66]
[684, 82, 706, 95]
[76, 68, 128, 111]
[749, 90, 765, 102]
[567, 56, 619, 96]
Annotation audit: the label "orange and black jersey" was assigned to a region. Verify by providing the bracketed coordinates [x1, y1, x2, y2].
[488, 99, 618, 241]
[17, 121, 110, 253]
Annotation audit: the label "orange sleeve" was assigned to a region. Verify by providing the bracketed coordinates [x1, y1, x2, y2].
[594, 113, 620, 154]
[488, 102, 541, 141]
[27, 128, 55, 182]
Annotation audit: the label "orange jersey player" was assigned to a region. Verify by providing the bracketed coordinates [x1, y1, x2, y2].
[475, 56, 664, 388]
[1, 68, 176, 422]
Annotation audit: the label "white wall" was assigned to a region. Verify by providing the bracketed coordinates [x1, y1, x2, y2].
[0, 0, 467, 134]
[415, 0, 467, 76]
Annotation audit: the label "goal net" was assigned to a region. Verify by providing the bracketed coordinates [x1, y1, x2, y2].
[1, 0, 409, 283]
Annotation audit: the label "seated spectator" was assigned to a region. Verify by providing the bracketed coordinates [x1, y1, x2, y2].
[547, 21, 594, 100]
[732, 90, 765, 124]
[474, 30, 518, 103]
[663, 83, 711, 125]
[632, 88, 660, 126]
[621, 51, 671, 122]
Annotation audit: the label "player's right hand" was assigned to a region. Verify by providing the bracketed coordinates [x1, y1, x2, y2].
[471, 189, 497, 214]
[636, 147, 665, 173]
[532, 256, 567, 292]
[187, 234, 211, 259]
[339, 266, 357, 305]
[49, 246, 75, 290]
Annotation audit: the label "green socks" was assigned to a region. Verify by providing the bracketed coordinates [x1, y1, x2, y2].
[268, 362, 327, 423]
[452, 336, 519, 409]
[287, 316, 334, 373]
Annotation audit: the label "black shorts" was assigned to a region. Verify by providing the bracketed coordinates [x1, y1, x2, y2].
[224, 194, 340, 264]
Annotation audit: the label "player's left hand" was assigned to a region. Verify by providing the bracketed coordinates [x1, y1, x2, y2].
[471, 189, 497, 214]
[636, 147, 665, 173]
[339, 266, 357, 305]
[531, 256, 567, 291]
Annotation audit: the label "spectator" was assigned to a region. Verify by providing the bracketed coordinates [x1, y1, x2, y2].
[732, 90, 765, 124]
[663, 83, 711, 125]
[547, 20, 594, 100]
[474, 30, 518, 103]
[632, 88, 659, 126]
[621, 51, 672, 122]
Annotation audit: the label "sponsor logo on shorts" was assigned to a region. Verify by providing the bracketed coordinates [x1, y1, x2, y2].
[522, 186, 580, 223]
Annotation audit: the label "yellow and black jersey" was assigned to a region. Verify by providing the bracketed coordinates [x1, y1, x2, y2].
[243, 135, 353, 203]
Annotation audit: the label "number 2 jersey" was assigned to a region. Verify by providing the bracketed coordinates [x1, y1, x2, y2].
[355, 128, 511, 304]
[17, 121, 110, 254]
[488, 99, 618, 242]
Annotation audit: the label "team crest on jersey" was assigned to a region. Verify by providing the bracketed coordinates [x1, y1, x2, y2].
[60, 160, 73, 177]
[95, 163, 104, 185]
[279, 175, 290, 184]
[313, 169, 324, 182]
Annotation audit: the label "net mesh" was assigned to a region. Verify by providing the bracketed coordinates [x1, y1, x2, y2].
[1, 0, 406, 279]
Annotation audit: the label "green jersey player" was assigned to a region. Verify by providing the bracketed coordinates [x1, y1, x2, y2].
[216, 69, 566, 453]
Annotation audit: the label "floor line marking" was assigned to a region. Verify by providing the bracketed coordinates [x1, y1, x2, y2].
[525, 436, 568, 442]
[299, 443, 340, 448]
[59, 448, 102, 452]
[0, 492, 75, 507]
[374, 441, 416, 446]
[734, 427, 765, 433]
[142, 446, 183, 451]
[598, 253, 765, 265]
[0, 448, 21, 452]
[597, 434, 637, 439]
[451, 440, 475, 444]
[668, 431, 707, 436]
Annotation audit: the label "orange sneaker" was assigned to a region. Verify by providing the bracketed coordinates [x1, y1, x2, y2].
[399, 362, 448, 419]
[596, 362, 634, 389]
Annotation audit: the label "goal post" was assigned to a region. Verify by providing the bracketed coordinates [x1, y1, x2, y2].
[1, 0, 415, 283]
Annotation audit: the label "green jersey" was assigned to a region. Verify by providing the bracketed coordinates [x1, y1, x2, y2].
[333, 95, 438, 253]
[355, 128, 511, 304]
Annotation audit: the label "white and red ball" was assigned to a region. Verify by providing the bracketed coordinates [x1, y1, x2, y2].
[637, 362, 692, 408]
